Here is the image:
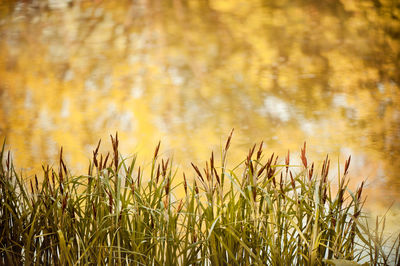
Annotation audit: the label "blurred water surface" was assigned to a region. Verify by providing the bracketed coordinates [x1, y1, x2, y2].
[0, 0, 400, 229]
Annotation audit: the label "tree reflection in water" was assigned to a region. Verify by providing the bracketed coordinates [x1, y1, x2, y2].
[0, 0, 399, 228]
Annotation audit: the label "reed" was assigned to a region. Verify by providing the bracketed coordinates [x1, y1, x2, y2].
[0, 133, 399, 265]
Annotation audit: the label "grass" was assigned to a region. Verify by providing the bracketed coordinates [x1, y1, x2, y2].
[1, 131, 399, 265]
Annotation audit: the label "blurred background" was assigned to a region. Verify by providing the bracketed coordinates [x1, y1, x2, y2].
[0, 0, 399, 230]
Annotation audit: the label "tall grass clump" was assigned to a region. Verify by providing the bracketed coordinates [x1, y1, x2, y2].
[1, 131, 399, 265]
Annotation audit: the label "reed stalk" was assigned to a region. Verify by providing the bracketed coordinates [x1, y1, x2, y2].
[0, 135, 399, 265]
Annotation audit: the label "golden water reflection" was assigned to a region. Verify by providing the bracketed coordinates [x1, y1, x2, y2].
[0, 0, 399, 229]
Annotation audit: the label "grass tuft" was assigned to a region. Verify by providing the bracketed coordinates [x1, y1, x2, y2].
[0, 133, 399, 265]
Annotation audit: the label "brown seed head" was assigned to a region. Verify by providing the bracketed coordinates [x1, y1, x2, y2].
[92, 202, 97, 219]
[62, 193, 68, 213]
[285, 150, 290, 173]
[165, 177, 170, 195]
[257, 163, 267, 178]
[249, 160, 254, 175]
[110, 133, 119, 172]
[205, 161, 210, 181]
[103, 152, 110, 169]
[183, 173, 188, 195]
[289, 171, 295, 190]
[213, 168, 220, 185]
[156, 164, 160, 183]
[225, 128, 234, 151]
[308, 162, 314, 180]
[210, 151, 214, 171]
[300, 142, 307, 168]
[106, 190, 113, 213]
[257, 141, 263, 161]
[177, 199, 184, 213]
[357, 181, 364, 201]
[163, 196, 169, 209]
[194, 180, 199, 195]
[191, 163, 204, 182]
[35, 174, 39, 191]
[344, 155, 351, 176]
[249, 144, 256, 160]
[30, 179, 34, 194]
[94, 139, 101, 157]
[137, 166, 141, 187]
[6, 150, 10, 171]
[154, 141, 161, 159]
